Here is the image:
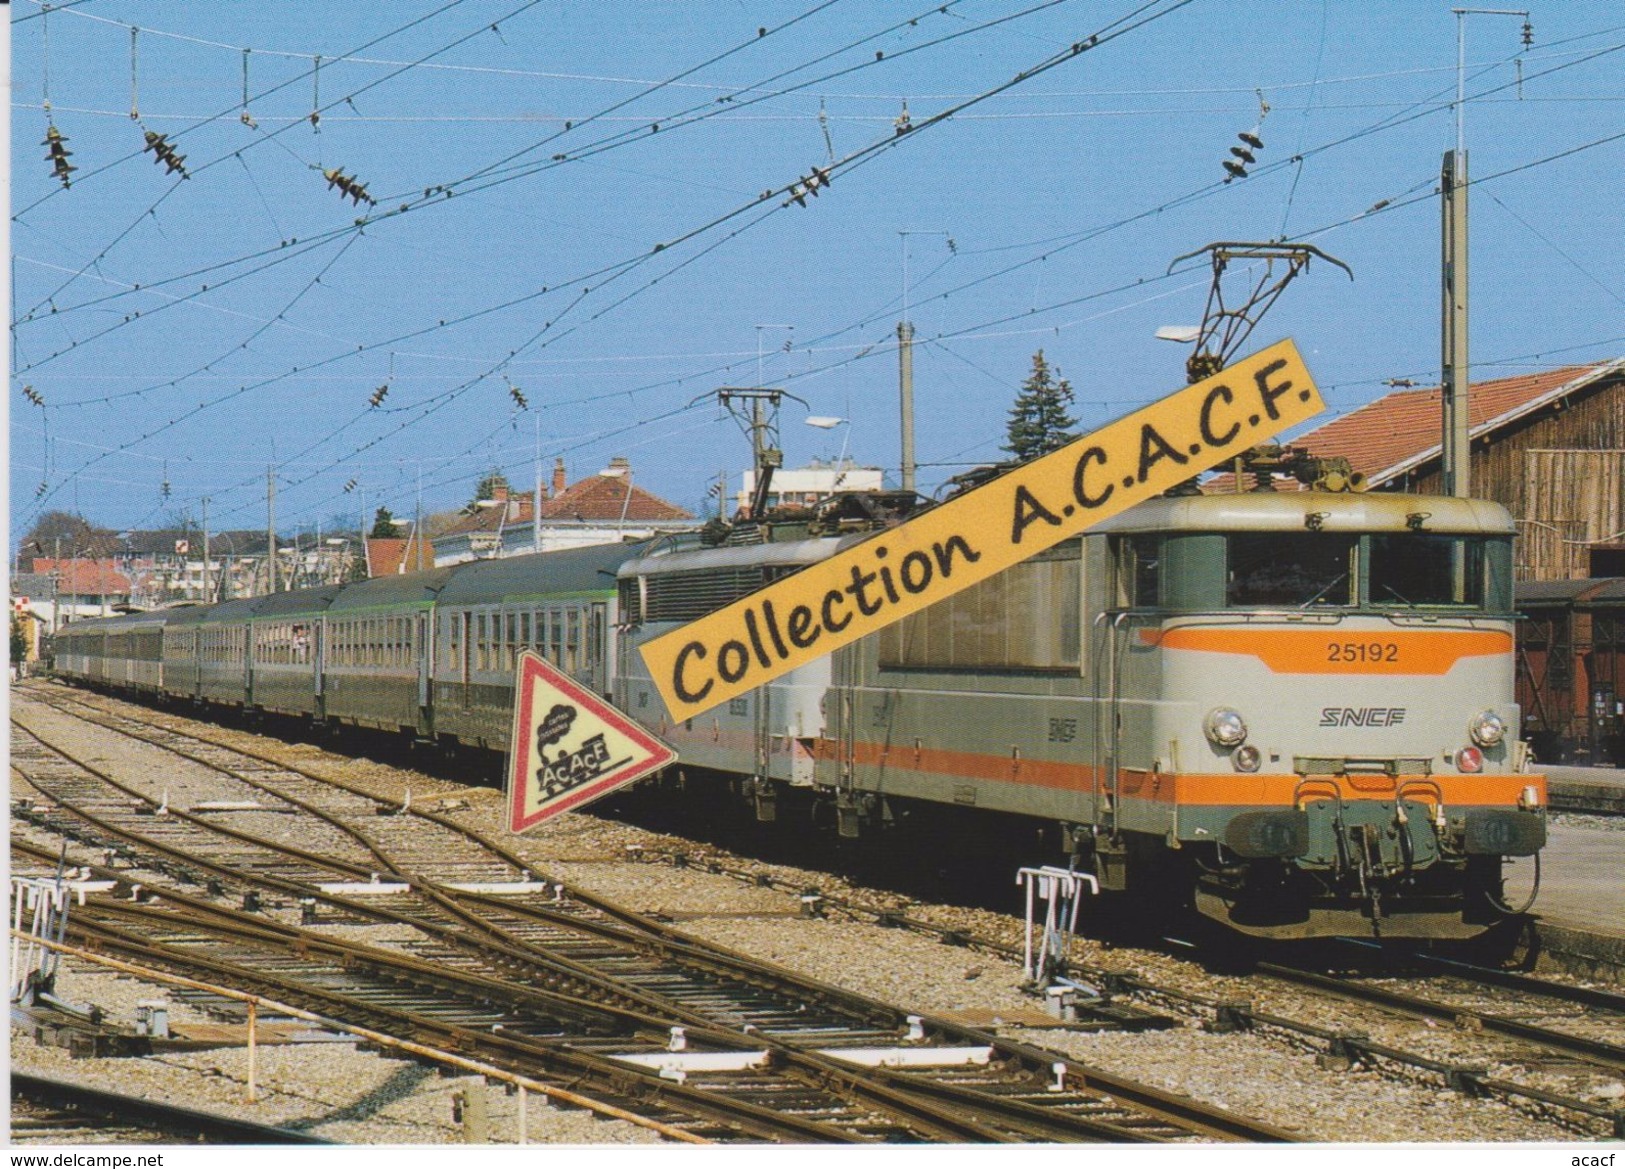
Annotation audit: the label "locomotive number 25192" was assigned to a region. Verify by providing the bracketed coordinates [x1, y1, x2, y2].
[1327, 642, 1400, 663]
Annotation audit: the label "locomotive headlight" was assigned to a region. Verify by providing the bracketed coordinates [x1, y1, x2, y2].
[1204, 707, 1248, 749]
[1468, 710, 1506, 748]
[1232, 745, 1263, 773]
[1454, 746, 1484, 774]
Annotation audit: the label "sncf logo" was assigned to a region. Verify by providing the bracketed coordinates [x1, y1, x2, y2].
[1319, 707, 1407, 727]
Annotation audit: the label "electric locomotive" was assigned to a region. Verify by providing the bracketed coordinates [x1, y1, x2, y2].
[616, 487, 1546, 939]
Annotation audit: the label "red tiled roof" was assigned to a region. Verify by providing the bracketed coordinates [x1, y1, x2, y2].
[1206, 360, 1624, 491]
[30, 559, 131, 596]
[436, 471, 691, 538]
[539, 474, 691, 523]
[364, 535, 434, 576]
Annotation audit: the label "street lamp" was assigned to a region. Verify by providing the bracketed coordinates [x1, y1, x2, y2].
[599, 464, 634, 529]
[805, 416, 853, 493]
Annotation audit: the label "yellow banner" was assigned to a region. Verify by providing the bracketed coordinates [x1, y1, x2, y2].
[640, 339, 1323, 719]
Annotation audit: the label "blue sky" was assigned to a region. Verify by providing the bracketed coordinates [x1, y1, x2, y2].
[10, 0, 1623, 547]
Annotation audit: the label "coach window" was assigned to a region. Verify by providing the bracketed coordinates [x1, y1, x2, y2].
[565, 609, 581, 673]
[1226, 533, 1354, 607]
[520, 611, 532, 650]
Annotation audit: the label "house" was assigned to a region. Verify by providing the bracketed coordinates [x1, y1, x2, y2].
[117, 529, 273, 604]
[29, 559, 132, 622]
[431, 457, 699, 565]
[1206, 359, 1625, 581]
[363, 530, 436, 577]
[737, 458, 885, 516]
[10, 572, 57, 660]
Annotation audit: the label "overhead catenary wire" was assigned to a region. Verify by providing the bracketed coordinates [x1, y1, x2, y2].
[20, 0, 1199, 527]
[19, 4, 1618, 533]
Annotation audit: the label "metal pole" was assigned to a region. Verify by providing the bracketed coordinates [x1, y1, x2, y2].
[896, 232, 945, 494]
[267, 466, 277, 594]
[533, 414, 542, 554]
[1444, 8, 1527, 497]
[898, 320, 916, 494]
[1441, 150, 1471, 498]
[201, 497, 211, 604]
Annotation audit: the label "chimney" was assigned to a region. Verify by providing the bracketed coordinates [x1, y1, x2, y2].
[553, 458, 567, 496]
[608, 455, 631, 474]
[491, 481, 509, 504]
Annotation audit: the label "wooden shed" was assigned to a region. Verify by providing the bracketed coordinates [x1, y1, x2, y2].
[1208, 358, 1625, 581]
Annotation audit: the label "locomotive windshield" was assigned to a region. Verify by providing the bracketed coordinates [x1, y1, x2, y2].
[1132, 531, 1513, 612]
[1223, 532, 1510, 611]
[1226, 534, 1354, 607]
[1368, 533, 1486, 608]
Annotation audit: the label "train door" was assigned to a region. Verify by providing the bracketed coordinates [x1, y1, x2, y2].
[460, 610, 472, 709]
[583, 603, 607, 694]
[313, 618, 326, 720]
[416, 612, 431, 715]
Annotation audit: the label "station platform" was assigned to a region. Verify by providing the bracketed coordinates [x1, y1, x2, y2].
[1513, 765, 1625, 981]
[1543, 763, 1625, 815]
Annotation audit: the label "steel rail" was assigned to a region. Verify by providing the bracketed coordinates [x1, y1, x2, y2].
[11, 1073, 334, 1144]
[1254, 961, 1625, 1072]
[630, 844, 1625, 1138]
[19, 845, 1187, 1145]
[14, 696, 1290, 1144]
[1332, 939, 1625, 1014]
[56, 912, 882, 1144]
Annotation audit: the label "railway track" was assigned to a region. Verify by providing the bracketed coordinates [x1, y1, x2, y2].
[12, 688, 1290, 1144]
[11, 1073, 332, 1145]
[31, 683, 1625, 1139]
[621, 844, 1625, 1138]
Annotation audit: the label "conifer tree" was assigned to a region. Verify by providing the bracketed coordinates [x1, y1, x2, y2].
[369, 507, 402, 539]
[1003, 350, 1077, 461]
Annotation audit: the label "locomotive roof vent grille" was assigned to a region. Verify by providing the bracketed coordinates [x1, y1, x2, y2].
[641, 566, 771, 623]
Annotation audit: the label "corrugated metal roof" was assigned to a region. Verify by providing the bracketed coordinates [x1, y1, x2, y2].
[1517, 577, 1625, 606]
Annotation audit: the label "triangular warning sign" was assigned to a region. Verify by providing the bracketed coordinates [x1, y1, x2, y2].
[506, 651, 676, 834]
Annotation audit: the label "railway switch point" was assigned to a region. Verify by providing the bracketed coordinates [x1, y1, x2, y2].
[133, 1002, 170, 1039]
